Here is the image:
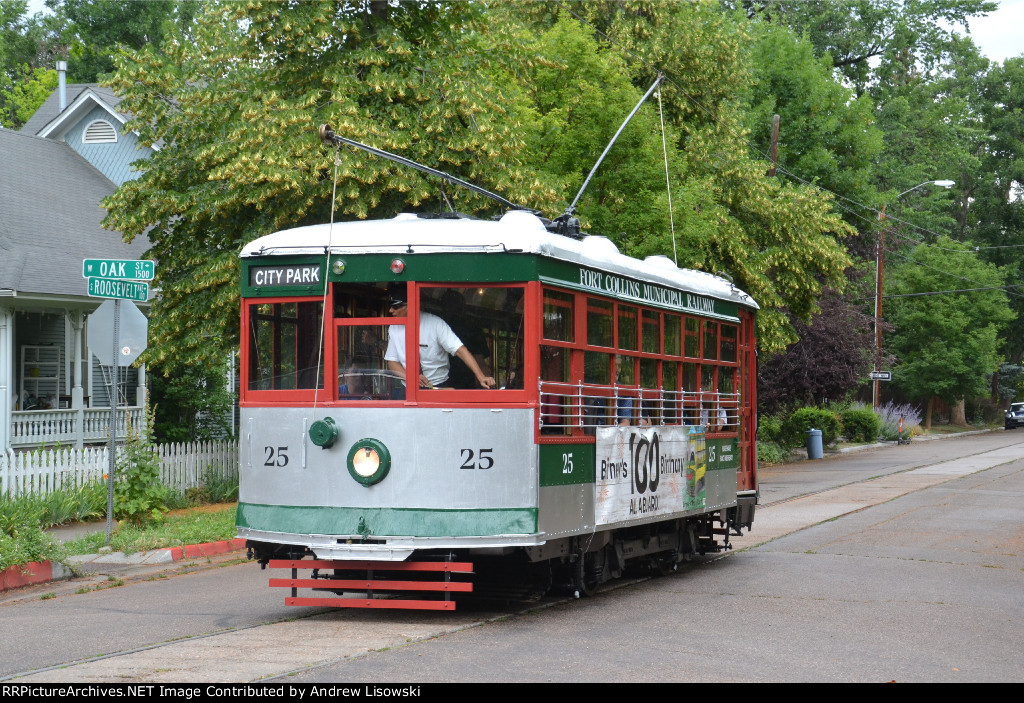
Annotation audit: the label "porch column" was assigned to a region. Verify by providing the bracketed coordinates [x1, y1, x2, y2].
[68, 311, 85, 449]
[136, 363, 146, 408]
[0, 306, 12, 452]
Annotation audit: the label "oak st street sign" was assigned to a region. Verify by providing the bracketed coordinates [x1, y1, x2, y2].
[82, 259, 155, 281]
[83, 259, 154, 302]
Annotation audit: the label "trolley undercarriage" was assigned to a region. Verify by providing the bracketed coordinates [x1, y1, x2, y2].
[247, 502, 753, 610]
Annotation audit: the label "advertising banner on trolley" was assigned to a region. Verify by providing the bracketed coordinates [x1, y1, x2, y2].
[594, 425, 707, 525]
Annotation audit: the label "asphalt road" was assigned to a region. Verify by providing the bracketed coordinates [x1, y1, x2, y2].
[3, 430, 1022, 683]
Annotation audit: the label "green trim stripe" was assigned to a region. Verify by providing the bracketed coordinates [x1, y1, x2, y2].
[237, 502, 538, 538]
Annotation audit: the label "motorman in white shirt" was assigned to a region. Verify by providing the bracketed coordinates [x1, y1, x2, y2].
[384, 286, 496, 390]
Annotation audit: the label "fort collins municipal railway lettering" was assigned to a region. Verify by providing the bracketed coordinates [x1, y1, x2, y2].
[578, 268, 720, 317]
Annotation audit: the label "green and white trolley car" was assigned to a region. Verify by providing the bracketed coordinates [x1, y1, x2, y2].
[237, 205, 759, 610]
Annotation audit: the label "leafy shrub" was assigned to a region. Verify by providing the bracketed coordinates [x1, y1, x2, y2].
[877, 401, 922, 441]
[757, 414, 785, 445]
[840, 405, 881, 443]
[72, 481, 108, 522]
[757, 440, 790, 465]
[0, 524, 62, 572]
[114, 410, 171, 527]
[782, 407, 841, 447]
[0, 493, 46, 535]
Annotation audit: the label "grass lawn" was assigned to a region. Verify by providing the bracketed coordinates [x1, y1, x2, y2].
[58, 503, 238, 557]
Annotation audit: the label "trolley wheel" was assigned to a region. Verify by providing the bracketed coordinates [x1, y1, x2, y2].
[572, 551, 604, 598]
[655, 554, 679, 576]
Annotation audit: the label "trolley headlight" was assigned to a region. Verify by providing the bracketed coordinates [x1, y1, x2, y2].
[347, 438, 392, 486]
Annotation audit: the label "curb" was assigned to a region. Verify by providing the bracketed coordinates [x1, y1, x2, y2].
[165, 538, 247, 561]
[0, 538, 247, 594]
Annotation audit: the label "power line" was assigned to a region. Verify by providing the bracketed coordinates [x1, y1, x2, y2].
[856, 285, 1024, 301]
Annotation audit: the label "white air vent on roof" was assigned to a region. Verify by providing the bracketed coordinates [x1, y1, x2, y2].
[83, 120, 117, 144]
[644, 255, 677, 269]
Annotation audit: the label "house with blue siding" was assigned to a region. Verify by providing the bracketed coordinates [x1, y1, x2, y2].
[1, 63, 154, 451]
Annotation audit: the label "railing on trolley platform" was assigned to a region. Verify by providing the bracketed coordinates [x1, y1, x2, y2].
[538, 380, 740, 434]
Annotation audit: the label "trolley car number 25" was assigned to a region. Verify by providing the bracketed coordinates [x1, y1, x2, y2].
[264, 446, 289, 467]
[460, 448, 494, 470]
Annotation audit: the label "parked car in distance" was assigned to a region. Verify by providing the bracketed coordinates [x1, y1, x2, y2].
[1005, 402, 1024, 430]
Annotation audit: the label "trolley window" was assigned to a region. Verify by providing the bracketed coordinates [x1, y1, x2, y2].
[684, 317, 700, 358]
[720, 323, 738, 363]
[618, 305, 638, 351]
[247, 300, 324, 391]
[335, 282, 403, 401]
[586, 298, 613, 347]
[641, 309, 660, 354]
[417, 286, 525, 391]
[703, 321, 718, 360]
[543, 289, 575, 343]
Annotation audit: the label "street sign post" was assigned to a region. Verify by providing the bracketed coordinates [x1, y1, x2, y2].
[83, 257, 155, 545]
[82, 259, 155, 281]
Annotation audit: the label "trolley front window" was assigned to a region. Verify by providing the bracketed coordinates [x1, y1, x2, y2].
[335, 282, 402, 402]
[417, 286, 525, 391]
[247, 300, 324, 391]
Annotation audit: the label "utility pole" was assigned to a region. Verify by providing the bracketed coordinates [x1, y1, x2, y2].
[874, 205, 885, 411]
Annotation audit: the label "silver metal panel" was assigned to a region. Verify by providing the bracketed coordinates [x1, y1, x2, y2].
[239, 406, 536, 510]
[538, 483, 595, 538]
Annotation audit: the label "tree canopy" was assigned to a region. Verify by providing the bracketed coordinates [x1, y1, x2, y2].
[97, 0, 858, 378]
[5, 0, 1021, 416]
[887, 237, 1015, 424]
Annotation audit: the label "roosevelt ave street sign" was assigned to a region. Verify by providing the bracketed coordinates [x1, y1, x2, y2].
[87, 276, 149, 302]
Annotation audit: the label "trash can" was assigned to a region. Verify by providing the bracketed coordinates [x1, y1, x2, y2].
[806, 428, 823, 460]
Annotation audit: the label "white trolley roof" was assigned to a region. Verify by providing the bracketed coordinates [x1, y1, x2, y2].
[240, 210, 758, 310]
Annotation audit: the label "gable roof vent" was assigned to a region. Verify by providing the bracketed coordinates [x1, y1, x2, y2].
[83, 119, 117, 144]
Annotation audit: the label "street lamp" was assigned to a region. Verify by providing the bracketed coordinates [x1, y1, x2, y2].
[873, 180, 955, 410]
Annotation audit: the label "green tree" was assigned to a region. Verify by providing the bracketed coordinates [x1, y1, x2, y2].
[742, 20, 882, 255]
[0, 62, 54, 127]
[887, 237, 1015, 427]
[965, 57, 1024, 363]
[46, 0, 201, 82]
[733, 0, 998, 97]
[103, 0, 556, 378]
[510, 2, 855, 352]
[0, 0, 56, 127]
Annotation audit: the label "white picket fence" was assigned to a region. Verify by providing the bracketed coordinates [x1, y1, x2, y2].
[0, 440, 239, 497]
